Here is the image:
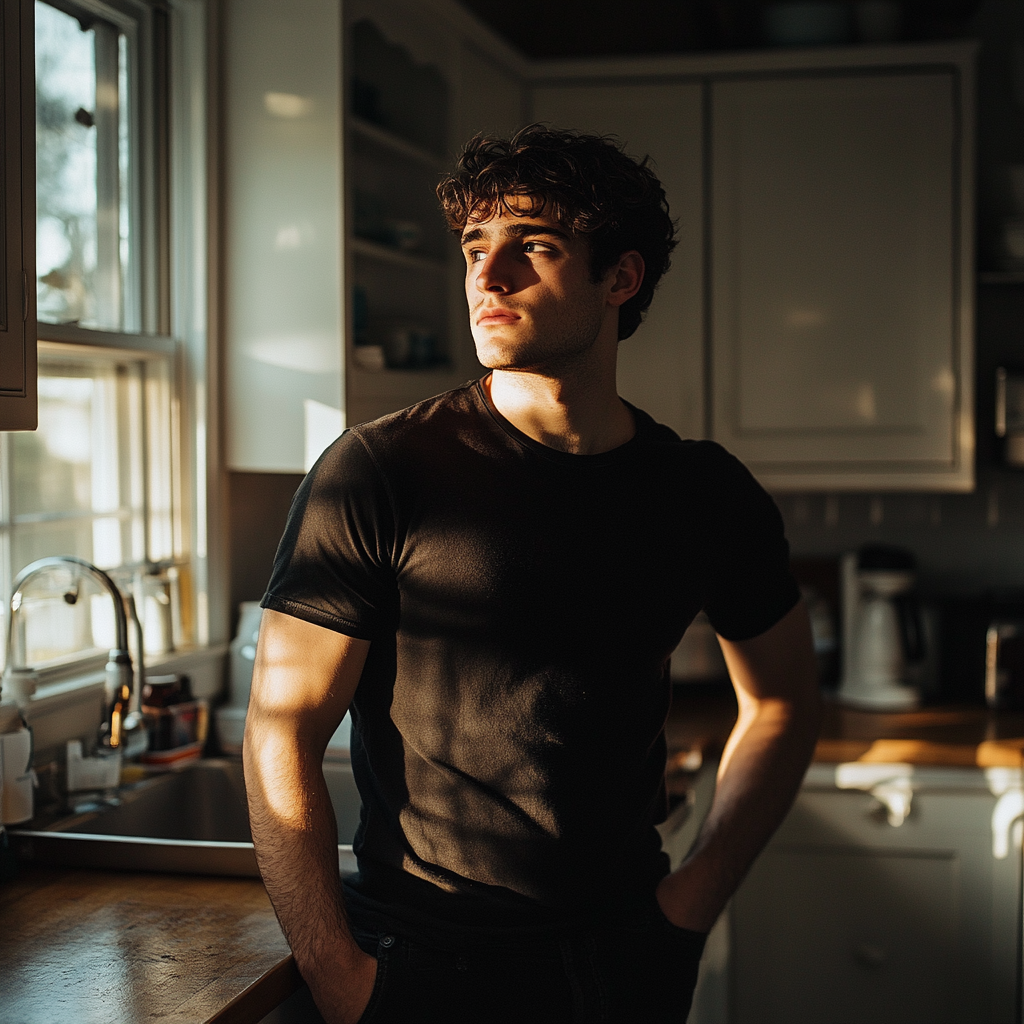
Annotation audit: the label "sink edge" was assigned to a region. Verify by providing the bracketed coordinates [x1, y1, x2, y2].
[9, 830, 358, 879]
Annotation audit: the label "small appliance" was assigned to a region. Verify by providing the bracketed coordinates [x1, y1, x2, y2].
[985, 620, 1024, 711]
[838, 545, 925, 710]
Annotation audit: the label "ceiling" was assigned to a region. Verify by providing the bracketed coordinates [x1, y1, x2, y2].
[454, 1, 984, 61]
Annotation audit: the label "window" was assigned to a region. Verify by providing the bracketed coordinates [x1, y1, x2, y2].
[1, 0, 192, 677]
[36, 0, 139, 330]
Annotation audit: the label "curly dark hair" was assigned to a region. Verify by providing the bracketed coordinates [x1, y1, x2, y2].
[437, 125, 677, 340]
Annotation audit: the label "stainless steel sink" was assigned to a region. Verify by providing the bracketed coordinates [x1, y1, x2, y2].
[9, 758, 361, 877]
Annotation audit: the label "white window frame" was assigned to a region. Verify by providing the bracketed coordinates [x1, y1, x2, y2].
[1, 0, 222, 698]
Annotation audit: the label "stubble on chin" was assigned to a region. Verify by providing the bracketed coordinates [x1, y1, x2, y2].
[472, 313, 603, 375]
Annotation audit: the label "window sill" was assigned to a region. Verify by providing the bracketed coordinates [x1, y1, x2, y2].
[18, 643, 229, 765]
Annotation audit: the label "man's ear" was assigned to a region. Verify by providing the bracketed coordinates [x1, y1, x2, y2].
[606, 251, 645, 308]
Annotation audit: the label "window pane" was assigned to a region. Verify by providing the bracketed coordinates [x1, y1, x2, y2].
[36, 1, 130, 330]
[10, 365, 125, 519]
[3, 344, 175, 666]
[9, 350, 158, 575]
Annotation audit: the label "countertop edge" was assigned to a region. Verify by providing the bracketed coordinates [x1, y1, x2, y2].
[207, 954, 303, 1024]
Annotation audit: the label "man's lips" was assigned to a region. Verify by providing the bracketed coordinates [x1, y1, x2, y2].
[476, 308, 521, 326]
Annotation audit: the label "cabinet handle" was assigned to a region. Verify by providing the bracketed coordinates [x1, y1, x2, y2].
[992, 789, 1024, 859]
[870, 779, 913, 827]
[22, 269, 28, 322]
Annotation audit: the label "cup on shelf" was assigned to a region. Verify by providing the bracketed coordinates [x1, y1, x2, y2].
[380, 319, 440, 369]
[353, 344, 386, 372]
[385, 219, 423, 251]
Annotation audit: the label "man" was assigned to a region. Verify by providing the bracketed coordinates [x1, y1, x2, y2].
[244, 127, 820, 1024]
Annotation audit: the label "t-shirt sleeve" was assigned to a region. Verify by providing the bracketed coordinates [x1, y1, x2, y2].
[261, 429, 398, 641]
[697, 443, 800, 642]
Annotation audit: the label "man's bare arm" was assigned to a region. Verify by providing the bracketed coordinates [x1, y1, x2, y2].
[656, 599, 821, 932]
[243, 609, 376, 1024]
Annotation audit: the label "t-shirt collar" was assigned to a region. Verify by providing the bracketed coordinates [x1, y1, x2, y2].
[472, 377, 651, 465]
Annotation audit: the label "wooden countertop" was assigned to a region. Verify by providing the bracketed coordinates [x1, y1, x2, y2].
[5, 691, 1021, 1024]
[665, 687, 1024, 769]
[0, 865, 300, 1024]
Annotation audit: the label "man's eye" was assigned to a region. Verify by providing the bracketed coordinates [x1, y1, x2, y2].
[522, 241, 545, 254]
[466, 249, 486, 263]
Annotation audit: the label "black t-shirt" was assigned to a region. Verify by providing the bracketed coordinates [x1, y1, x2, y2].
[262, 380, 798, 931]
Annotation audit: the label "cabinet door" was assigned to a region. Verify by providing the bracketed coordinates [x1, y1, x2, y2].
[224, 0, 343, 472]
[711, 69, 972, 490]
[530, 82, 705, 441]
[0, 0, 36, 430]
[731, 786, 1021, 1024]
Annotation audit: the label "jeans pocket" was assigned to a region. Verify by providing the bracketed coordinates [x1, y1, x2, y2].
[354, 935, 397, 1024]
[650, 902, 709, 960]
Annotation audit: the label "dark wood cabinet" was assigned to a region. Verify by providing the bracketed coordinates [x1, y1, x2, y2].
[0, 0, 35, 430]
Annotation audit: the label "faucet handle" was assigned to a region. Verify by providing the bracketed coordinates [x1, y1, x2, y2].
[101, 650, 133, 750]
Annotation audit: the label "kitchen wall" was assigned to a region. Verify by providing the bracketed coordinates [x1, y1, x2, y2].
[227, 471, 303, 628]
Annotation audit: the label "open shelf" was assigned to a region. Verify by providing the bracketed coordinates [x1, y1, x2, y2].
[352, 236, 447, 275]
[978, 270, 1024, 285]
[351, 116, 445, 170]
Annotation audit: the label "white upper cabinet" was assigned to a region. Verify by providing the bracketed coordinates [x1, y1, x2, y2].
[710, 52, 975, 491]
[530, 82, 705, 442]
[224, 0, 344, 472]
[530, 42, 976, 491]
[223, 0, 525, 467]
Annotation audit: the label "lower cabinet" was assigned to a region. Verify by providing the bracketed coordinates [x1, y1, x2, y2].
[727, 767, 1023, 1024]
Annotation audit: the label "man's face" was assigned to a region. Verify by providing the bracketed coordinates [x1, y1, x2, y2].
[461, 201, 612, 373]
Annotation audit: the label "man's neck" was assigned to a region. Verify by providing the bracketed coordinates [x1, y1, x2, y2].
[484, 354, 635, 455]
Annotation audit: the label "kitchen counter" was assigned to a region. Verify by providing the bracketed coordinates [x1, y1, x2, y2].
[6, 690, 1020, 1024]
[0, 864, 299, 1024]
[665, 687, 1024, 769]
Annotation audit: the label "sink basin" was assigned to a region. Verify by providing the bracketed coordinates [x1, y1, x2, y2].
[9, 758, 361, 877]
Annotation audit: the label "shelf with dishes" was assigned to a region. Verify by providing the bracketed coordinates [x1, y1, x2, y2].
[350, 115, 445, 171]
[351, 278, 450, 375]
[345, 15, 461, 420]
[351, 236, 447, 275]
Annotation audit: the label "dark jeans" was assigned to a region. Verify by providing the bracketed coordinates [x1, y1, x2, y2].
[348, 903, 707, 1024]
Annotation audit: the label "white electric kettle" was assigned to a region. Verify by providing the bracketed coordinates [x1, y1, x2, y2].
[838, 546, 925, 710]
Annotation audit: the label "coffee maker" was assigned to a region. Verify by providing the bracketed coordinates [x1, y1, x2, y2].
[838, 545, 925, 710]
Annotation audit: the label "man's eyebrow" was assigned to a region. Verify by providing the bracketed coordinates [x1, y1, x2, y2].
[460, 223, 571, 246]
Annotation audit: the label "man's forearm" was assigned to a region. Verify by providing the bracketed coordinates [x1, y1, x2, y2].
[657, 694, 820, 931]
[657, 600, 821, 933]
[244, 718, 375, 1024]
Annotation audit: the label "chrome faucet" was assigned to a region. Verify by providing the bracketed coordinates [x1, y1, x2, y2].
[4, 556, 147, 754]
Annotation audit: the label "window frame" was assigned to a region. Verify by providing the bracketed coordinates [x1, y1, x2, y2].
[0, 0, 214, 689]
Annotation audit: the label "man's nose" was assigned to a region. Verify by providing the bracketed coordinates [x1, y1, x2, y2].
[474, 249, 514, 293]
